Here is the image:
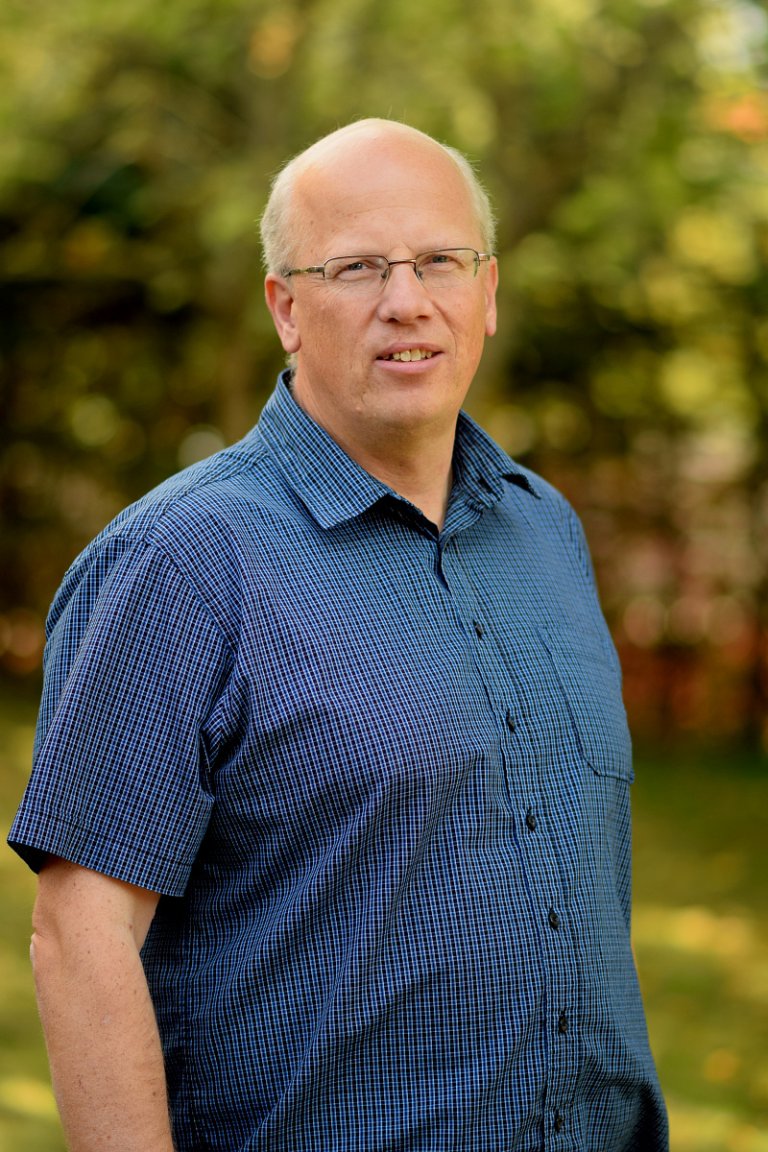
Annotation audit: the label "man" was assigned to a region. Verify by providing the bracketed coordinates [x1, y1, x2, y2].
[9, 119, 668, 1151]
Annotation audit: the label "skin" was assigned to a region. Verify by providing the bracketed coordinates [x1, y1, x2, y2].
[28, 123, 498, 1151]
[265, 121, 498, 528]
[31, 859, 171, 1151]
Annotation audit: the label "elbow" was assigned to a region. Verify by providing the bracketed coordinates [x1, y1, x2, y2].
[29, 924, 51, 975]
[29, 913, 58, 992]
[30, 885, 68, 990]
[29, 929, 54, 1003]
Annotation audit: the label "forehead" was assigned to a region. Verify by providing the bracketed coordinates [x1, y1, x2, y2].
[291, 130, 481, 254]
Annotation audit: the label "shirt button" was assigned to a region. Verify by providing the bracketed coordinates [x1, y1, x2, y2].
[548, 908, 561, 930]
[506, 710, 517, 734]
[554, 1109, 565, 1133]
[525, 808, 537, 832]
[473, 619, 484, 639]
[558, 1010, 569, 1034]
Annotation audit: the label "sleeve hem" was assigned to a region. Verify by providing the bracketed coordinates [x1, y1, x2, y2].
[7, 816, 198, 898]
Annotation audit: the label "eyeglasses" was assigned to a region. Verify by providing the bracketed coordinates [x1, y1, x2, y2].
[282, 248, 492, 293]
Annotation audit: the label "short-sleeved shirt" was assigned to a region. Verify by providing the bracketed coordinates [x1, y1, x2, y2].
[9, 371, 668, 1151]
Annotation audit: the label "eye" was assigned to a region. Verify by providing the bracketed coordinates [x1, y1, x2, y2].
[326, 257, 383, 281]
[421, 251, 463, 273]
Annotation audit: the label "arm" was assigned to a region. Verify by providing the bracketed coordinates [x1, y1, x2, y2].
[31, 857, 176, 1152]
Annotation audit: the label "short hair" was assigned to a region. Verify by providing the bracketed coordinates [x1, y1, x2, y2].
[259, 120, 496, 274]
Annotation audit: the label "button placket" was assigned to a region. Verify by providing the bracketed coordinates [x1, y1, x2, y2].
[542, 909, 576, 1143]
[429, 504, 587, 1141]
[442, 531, 580, 1137]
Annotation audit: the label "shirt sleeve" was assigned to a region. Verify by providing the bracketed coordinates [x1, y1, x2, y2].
[8, 538, 232, 896]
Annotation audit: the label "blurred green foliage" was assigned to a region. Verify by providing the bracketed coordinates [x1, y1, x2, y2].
[1, 0, 767, 745]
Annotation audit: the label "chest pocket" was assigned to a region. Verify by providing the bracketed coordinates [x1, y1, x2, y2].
[537, 625, 634, 782]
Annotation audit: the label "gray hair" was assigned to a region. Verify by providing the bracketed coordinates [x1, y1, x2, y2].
[259, 120, 496, 274]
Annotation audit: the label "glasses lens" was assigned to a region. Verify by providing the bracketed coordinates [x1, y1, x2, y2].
[324, 256, 389, 284]
[417, 249, 478, 285]
[320, 250, 480, 292]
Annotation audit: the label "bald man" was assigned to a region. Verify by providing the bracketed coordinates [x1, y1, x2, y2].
[10, 121, 668, 1152]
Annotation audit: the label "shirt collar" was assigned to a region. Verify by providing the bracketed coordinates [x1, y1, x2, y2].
[452, 409, 539, 508]
[256, 370, 538, 530]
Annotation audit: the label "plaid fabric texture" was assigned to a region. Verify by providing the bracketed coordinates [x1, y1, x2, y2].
[10, 372, 668, 1151]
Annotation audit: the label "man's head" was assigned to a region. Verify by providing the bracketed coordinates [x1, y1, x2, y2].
[261, 119, 499, 462]
[260, 119, 496, 276]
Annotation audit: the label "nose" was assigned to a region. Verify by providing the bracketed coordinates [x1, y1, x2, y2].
[376, 260, 434, 322]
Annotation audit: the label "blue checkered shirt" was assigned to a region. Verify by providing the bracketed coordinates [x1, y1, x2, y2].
[10, 372, 667, 1151]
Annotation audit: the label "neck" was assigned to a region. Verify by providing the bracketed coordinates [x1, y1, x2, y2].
[285, 372, 458, 530]
[359, 440, 455, 530]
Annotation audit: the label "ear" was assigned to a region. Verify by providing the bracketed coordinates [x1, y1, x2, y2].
[265, 274, 301, 354]
[484, 257, 499, 338]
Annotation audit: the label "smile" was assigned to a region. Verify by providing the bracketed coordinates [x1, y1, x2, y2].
[380, 349, 435, 362]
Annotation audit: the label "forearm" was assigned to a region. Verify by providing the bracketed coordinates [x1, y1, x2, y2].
[32, 928, 175, 1152]
[31, 861, 174, 1152]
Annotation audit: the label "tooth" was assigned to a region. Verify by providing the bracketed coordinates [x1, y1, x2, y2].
[387, 349, 433, 361]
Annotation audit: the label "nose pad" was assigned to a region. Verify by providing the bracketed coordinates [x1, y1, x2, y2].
[379, 260, 430, 294]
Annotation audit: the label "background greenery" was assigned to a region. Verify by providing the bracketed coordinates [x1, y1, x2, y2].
[1, 0, 767, 1147]
[1, 0, 767, 747]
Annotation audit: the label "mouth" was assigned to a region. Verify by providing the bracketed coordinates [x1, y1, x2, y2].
[377, 348, 436, 362]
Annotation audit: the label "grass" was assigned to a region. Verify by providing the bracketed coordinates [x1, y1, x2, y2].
[632, 747, 768, 1150]
[1, 692, 766, 1150]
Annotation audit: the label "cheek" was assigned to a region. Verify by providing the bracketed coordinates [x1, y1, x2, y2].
[314, 299, 358, 343]
[464, 305, 493, 352]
